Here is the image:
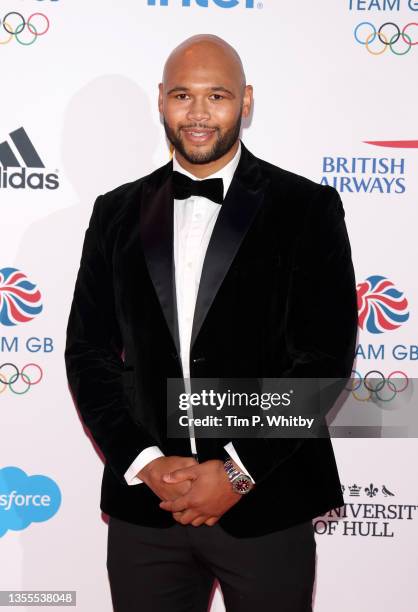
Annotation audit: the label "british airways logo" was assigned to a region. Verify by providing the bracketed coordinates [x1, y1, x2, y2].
[364, 140, 418, 148]
[320, 139, 408, 194]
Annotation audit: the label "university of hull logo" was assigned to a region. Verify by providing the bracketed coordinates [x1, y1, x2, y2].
[0, 467, 61, 537]
[357, 275, 409, 334]
[0, 127, 59, 190]
[314, 479, 417, 538]
[0, 268, 43, 326]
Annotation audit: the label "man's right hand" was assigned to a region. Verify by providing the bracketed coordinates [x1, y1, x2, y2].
[138, 456, 219, 526]
[137, 455, 198, 502]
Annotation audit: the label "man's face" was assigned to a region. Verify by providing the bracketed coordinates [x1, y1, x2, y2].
[159, 49, 252, 165]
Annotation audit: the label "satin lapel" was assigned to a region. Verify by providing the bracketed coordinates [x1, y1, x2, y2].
[190, 143, 269, 350]
[139, 162, 180, 356]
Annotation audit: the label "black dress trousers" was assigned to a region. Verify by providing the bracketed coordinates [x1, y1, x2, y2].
[107, 516, 316, 612]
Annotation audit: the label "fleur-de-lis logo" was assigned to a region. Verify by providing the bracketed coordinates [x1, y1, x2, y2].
[365, 483, 378, 498]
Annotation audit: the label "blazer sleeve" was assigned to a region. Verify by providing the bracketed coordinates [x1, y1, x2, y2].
[64, 195, 159, 485]
[225, 186, 358, 484]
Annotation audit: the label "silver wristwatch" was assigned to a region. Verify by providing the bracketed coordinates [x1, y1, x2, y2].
[223, 459, 253, 495]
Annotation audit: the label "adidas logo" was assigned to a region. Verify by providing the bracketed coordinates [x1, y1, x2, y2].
[0, 127, 59, 190]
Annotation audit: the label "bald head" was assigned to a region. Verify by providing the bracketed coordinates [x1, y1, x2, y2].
[158, 34, 252, 176]
[163, 35, 246, 92]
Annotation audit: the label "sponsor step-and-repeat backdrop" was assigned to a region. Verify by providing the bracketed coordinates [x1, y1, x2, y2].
[1, 1, 417, 611]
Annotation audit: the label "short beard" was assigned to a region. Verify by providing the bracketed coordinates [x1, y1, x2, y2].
[163, 115, 242, 165]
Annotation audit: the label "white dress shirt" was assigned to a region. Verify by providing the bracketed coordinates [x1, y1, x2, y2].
[124, 142, 255, 485]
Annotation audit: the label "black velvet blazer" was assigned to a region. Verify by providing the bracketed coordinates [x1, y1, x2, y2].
[64, 142, 358, 538]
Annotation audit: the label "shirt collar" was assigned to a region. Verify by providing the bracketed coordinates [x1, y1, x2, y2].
[172, 141, 241, 199]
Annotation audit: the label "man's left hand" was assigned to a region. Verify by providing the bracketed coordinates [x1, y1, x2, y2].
[158, 459, 243, 527]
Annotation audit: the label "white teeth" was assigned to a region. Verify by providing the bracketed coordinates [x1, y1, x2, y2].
[190, 132, 208, 136]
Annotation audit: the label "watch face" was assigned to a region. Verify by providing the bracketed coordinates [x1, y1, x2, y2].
[232, 475, 252, 494]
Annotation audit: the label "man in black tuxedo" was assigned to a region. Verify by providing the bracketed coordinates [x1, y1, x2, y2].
[65, 34, 358, 612]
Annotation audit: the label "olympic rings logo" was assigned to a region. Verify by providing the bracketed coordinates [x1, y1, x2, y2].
[354, 22, 418, 55]
[0, 13, 50, 46]
[346, 370, 409, 402]
[0, 363, 43, 395]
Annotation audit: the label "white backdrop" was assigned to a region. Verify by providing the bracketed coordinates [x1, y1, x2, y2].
[1, 1, 418, 611]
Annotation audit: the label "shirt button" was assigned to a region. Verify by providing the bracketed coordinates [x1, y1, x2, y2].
[187, 261, 193, 268]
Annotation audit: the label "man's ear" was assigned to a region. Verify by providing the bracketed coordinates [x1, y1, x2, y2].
[242, 85, 253, 119]
[158, 82, 164, 114]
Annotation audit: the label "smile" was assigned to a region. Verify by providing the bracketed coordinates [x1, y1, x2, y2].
[182, 129, 216, 144]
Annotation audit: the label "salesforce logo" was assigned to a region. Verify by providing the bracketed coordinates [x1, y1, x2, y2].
[147, 0, 256, 7]
[0, 467, 61, 537]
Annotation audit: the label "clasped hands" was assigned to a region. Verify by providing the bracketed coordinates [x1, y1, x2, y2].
[137, 456, 242, 527]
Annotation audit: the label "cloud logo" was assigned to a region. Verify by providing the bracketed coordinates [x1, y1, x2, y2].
[0, 467, 61, 537]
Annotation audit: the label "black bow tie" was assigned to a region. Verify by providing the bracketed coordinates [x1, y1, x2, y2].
[172, 171, 224, 205]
